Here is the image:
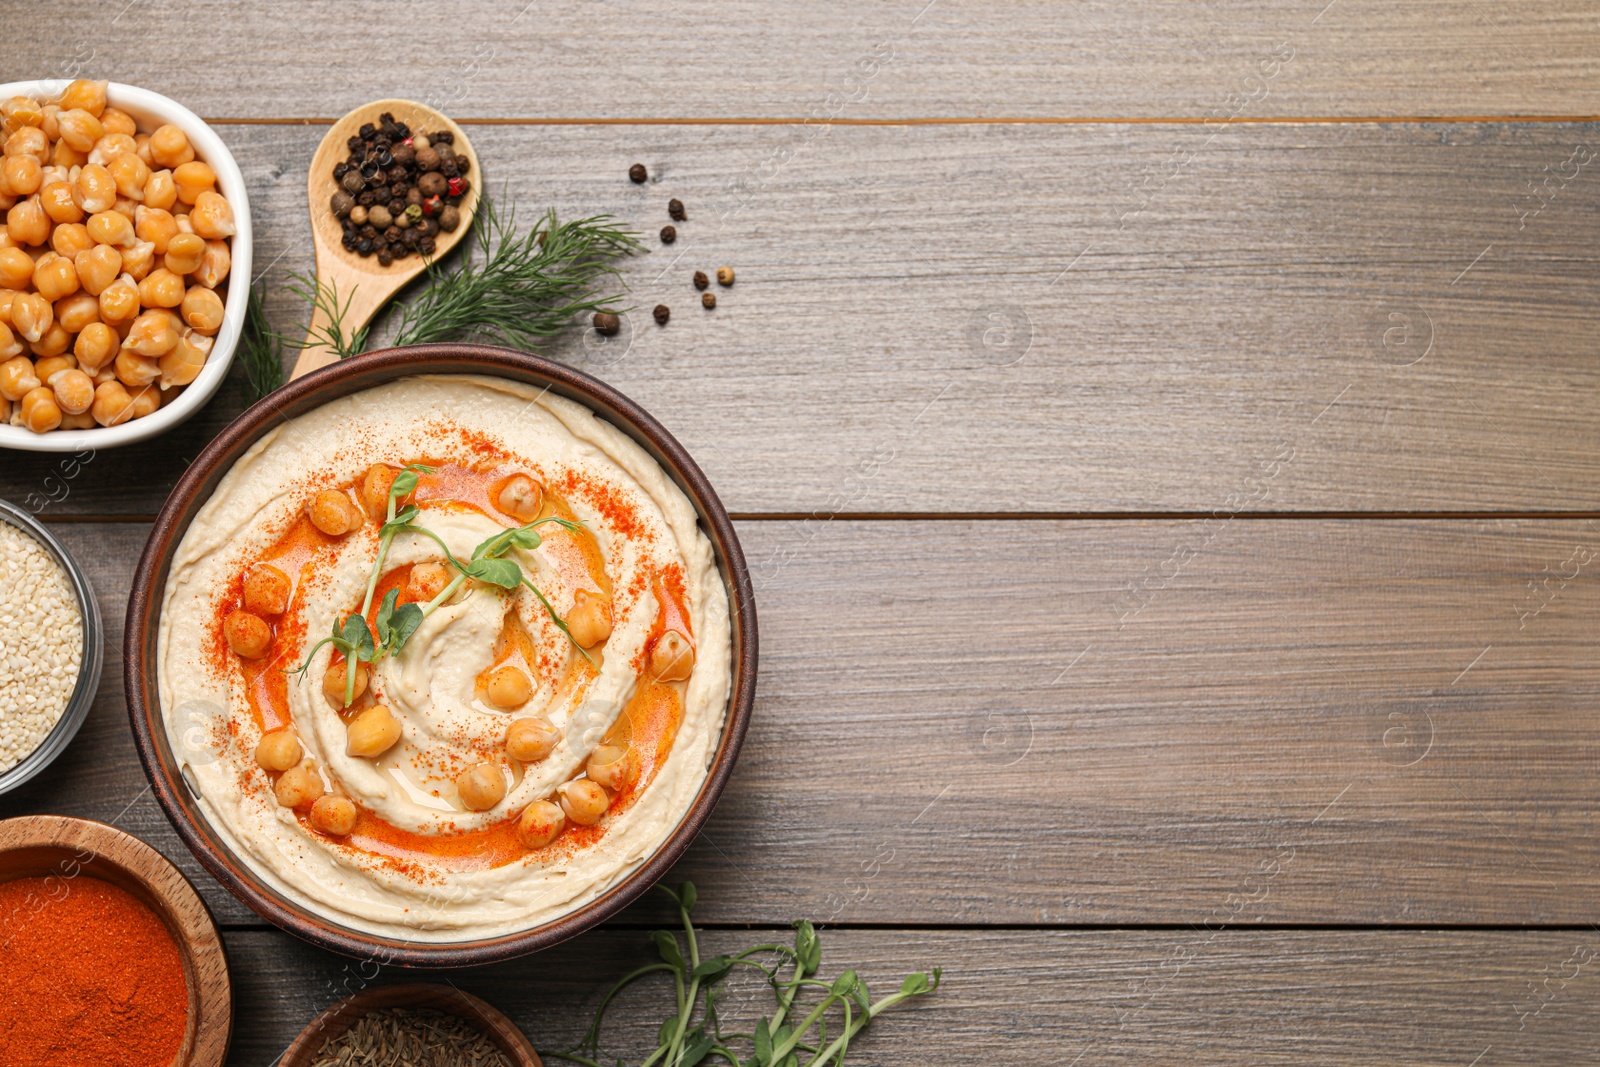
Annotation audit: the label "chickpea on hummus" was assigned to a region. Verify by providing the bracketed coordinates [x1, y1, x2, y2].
[158, 376, 731, 940]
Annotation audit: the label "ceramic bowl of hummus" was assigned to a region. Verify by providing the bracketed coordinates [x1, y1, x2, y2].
[125, 344, 756, 966]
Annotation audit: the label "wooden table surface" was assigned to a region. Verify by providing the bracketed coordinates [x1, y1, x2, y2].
[7, 3, 1600, 1062]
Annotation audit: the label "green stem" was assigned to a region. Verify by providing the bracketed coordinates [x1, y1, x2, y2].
[421, 573, 469, 617]
[522, 577, 597, 666]
[804, 989, 919, 1067]
[407, 524, 469, 571]
[571, 962, 676, 1055]
[343, 651, 359, 707]
[770, 994, 845, 1064]
[769, 955, 809, 1032]
[357, 491, 405, 620]
[359, 530, 395, 620]
[665, 900, 703, 1067]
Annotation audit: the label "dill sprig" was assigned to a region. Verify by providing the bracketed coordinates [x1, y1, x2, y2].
[241, 193, 639, 401]
[239, 281, 287, 400]
[388, 195, 642, 349]
[286, 272, 371, 360]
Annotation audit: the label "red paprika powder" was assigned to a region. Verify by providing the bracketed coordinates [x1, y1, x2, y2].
[0, 874, 188, 1067]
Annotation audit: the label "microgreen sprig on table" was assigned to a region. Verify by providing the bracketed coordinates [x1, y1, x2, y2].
[542, 882, 941, 1067]
[287, 466, 594, 703]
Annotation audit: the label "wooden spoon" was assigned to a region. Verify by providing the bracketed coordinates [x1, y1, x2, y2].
[289, 99, 480, 380]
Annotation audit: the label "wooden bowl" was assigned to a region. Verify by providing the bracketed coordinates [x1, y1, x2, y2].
[280, 983, 540, 1067]
[125, 344, 758, 967]
[0, 815, 232, 1066]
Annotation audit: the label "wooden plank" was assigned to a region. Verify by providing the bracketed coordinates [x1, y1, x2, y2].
[7, 519, 1599, 925]
[4, 121, 1600, 516]
[222, 926, 1600, 1065]
[10, 2, 1600, 120]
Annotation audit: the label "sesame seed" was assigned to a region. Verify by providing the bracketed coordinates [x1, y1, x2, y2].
[0, 521, 82, 773]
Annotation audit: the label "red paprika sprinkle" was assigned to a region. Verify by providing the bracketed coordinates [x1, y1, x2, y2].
[0, 875, 188, 1067]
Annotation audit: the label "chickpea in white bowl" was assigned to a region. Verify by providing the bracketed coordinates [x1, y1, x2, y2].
[0, 79, 251, 452]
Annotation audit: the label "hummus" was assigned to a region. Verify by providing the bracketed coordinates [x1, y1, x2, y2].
[158, 375, 731, 940]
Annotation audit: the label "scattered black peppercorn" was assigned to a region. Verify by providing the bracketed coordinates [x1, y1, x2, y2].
[692, 271, 708, 290]
[701, 292, 716, 309]
[668, 198, 685, 221]
[660, 225, 676, 244]
[716, 266, 735, 286]
[593, 311, 621, 335]
[629, 163, 648, 183]
[653, 304, 670, 325]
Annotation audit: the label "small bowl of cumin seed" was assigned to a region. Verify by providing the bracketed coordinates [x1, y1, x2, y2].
[280, 983, 540, 1067]
[0, 497, 102, 797]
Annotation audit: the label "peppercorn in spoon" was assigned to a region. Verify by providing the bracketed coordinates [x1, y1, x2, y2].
[290, 99, 480, 380]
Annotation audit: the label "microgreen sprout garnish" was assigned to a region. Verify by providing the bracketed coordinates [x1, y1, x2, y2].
[541, 882, 940, 1067]
[286, 612, 377, 707]
[360, 463, 436, 620]
[286, 470, 594, 703]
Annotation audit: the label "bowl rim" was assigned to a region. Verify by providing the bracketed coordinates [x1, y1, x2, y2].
[279, 982, 541, 1067]
[0, 497, 103, 796]
[0, 79, 251, 453]
[0, 813, 233, 1066]
[125, 343, 758, 967]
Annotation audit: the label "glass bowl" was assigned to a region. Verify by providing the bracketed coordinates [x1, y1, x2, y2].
[0, 497, 104, 795]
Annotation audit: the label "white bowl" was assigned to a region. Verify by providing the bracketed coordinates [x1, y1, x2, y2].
[0, 80, 251, 453]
